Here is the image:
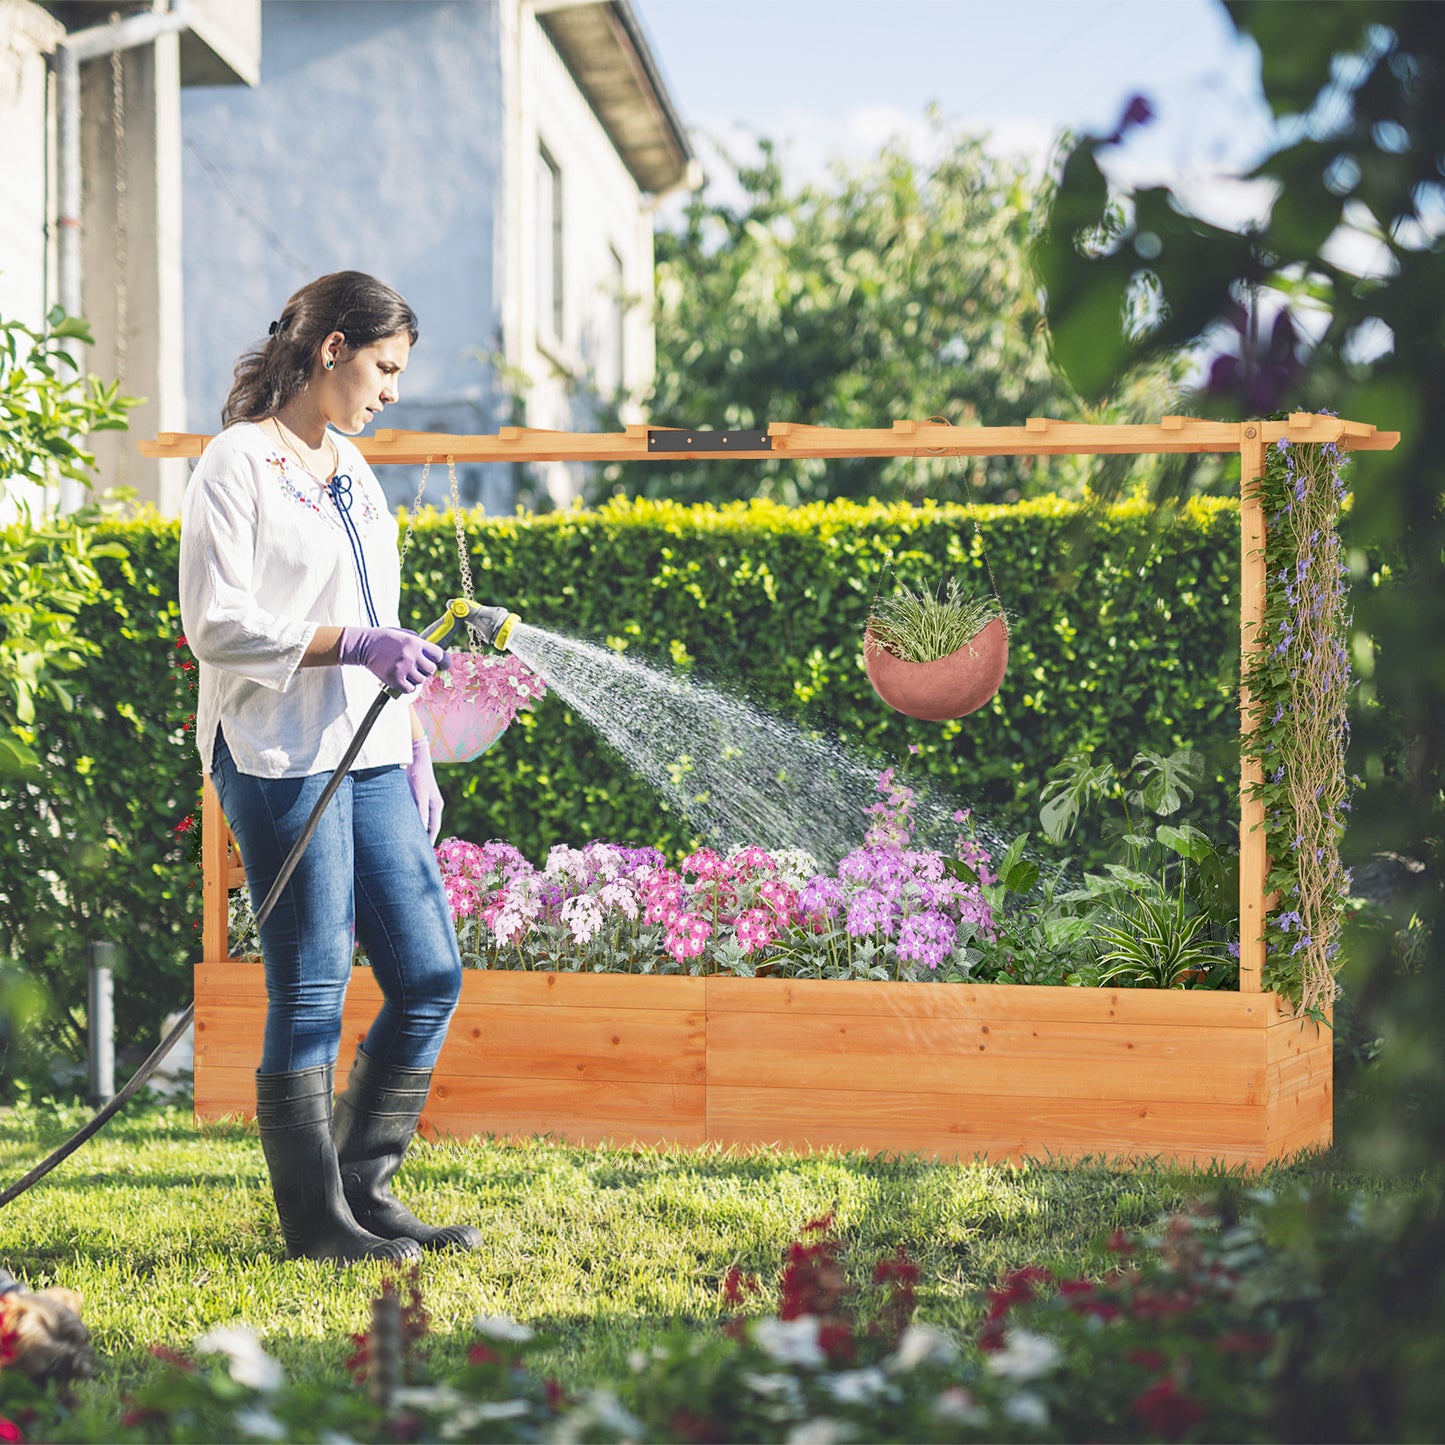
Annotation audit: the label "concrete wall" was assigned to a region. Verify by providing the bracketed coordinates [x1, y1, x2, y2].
[181, 0, 508, 511]
[505, 2, 657, 506]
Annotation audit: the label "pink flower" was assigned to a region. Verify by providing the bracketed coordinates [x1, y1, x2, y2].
[733, 908, 775, 953]
[728, 846, 778, 878]
[664, 912, 712, 962]
[681, 848, 727, 879]
[756, 878, 800, 926]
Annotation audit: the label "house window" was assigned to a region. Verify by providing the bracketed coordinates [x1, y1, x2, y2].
[537, 143, 563, 344]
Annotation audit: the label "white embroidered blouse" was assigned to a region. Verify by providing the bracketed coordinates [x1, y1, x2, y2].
[179, 421, 414, 778]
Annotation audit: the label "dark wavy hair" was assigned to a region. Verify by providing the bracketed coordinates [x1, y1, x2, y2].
[222, 271, 420, 426]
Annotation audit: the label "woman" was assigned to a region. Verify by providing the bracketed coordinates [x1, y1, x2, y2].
[179, 271, 480, 1263]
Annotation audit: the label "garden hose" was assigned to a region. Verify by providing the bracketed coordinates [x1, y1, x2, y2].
[0, 600, 519, 1211]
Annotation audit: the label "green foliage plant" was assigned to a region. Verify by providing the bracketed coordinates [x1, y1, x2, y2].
[866, 576, 1005, 663]
[1017, 746, 1238, 990]
[0, 308, 135, 775]
[1242, 437, 1354, 1016]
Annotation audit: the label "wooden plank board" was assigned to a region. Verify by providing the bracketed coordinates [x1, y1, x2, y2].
[706, 976, 1270, 1028]
[423, 1077, 706, 1148]
[707, 1087, 1266, 1167]
[705, 1014, 1262, 1104]
[140, 415, 1399, 464]
[439, 1002, 705, 1085]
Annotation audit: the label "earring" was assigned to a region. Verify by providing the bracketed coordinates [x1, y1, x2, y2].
[325, 359, 334, 370]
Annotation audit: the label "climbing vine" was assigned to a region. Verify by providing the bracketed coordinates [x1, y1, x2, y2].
[1243, 437, 1353, 1015]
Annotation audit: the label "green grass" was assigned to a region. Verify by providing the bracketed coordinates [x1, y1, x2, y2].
[0, 1096, 1374, 1427]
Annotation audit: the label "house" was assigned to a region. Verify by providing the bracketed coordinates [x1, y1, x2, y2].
[181, 0, 695, 513]
[0, 0, 260, 514]
[1, 0, 694, 515]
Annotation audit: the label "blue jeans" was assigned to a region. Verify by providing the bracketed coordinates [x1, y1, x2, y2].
[210, 729, 462, 1074]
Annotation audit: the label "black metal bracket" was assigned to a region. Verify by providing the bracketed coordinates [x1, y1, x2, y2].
[647, 429, 771, 452]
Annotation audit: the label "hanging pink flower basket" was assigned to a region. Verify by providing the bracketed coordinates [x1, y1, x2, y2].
[415, 652, 547, 764]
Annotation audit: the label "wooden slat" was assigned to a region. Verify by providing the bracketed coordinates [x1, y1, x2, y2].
[1239, 427, 1268, 992]
[705, 976, 1270, 1028]
[440, 1001, 705, 1086]
[139, 415, 1399, 464]
[454, 970, 705, 1011]
[705, 1013, 1262, 1105]
[707, 1087, 1268, 1168]
[423, 1077, 706, 1148]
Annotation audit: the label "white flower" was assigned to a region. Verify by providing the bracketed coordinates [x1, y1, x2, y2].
[599, 881, 640, 919]
[752, 1315, 827, 1368]
[985, 1328, 1061, 1382]
[889, 1324, 958, 1373]
[193, 1325, 285, 1393]
[1003, 1390, 1051, 1428]
[234, 1407, 287, 1441]
[472, 1314, 534, 1343]
[785, 1419, 856, 1444]
[548, 1389, 645, 1444]
[824, 1366, 889, 1405]
[932, 1386, 987, 1426]
[741, 1370, 802, 1398]
[561, 893, 604, 944]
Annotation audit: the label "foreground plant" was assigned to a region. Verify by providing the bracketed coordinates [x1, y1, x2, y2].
[17, 1182, 1442, 1443]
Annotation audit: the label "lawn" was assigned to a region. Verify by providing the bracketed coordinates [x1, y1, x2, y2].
[0, 1092, 1384, 1436]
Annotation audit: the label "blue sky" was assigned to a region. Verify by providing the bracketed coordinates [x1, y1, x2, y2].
[638, 0, 1273, 220]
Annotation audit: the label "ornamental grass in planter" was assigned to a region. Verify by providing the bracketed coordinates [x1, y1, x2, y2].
[864, 578, 1010, 721]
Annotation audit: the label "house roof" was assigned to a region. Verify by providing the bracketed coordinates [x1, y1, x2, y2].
[537, 1, 693, 195]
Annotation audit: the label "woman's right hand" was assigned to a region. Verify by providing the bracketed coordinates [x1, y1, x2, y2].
[337, 626, 446, 693]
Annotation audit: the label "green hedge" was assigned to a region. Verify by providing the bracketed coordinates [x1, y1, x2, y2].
[0, 494, 1241, 1063]
[400, 494, 1242, 860]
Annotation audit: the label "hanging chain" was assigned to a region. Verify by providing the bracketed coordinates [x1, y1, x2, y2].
[396, 456, 475, 605]
[447, 456, 475, 602]
[927, 415, 1003, 607]
[397, 458, 431, 568]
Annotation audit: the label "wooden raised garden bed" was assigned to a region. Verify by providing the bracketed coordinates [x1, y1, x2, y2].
[161, 414, 1398, 1168]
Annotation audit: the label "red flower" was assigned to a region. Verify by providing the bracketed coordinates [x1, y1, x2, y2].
[0, 1418, 22, 1442]
[1132, 1378, 1207, 1441]
[1106, 1228, 1137, 1255]
[1127, 1349, 1169, 1371]
[146, 1343, 193, 1370]
[721, 1265, 760, 1307]
[468, 1342, 501, 1366]
[1216, 1331, 1274, 1354]
[817, 1321, 856, 1365]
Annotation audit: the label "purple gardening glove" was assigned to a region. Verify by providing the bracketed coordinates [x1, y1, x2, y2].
[406, 737, 444, 843]
[337, 626, 446, 695]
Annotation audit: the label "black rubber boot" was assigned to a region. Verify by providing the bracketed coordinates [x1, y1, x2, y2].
[332, 1048, 483, 1252]
[254, 1065, 422, 1264]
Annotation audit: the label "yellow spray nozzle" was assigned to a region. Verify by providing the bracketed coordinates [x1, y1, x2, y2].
[493, 613, 518, 651]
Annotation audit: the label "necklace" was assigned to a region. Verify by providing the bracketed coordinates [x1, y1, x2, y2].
[269, 415, 339, 484]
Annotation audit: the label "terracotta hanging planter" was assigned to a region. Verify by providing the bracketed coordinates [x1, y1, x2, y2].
[864, 616, 1009, 721]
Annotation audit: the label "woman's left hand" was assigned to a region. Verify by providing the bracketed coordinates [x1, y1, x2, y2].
[406, 737, 444, 843]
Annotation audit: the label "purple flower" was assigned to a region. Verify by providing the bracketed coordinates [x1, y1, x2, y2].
[846, 889, 897, 939]
[896, 911, 956, 969]
[799, 875, 845, 920]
